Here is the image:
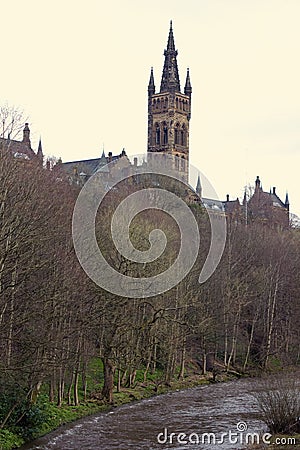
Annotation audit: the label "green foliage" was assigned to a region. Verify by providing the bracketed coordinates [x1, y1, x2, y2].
[15, 402, 48, 441]
[0, 430, 24, 450]
[0, 386, 28, 429]
[0, 386, 48, 442]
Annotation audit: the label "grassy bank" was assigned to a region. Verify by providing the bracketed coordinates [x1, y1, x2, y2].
[0, 369, 220, 450]
[2, 366, 297, 449]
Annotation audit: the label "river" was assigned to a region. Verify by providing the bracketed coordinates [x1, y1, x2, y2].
[21, 377, 269, 450]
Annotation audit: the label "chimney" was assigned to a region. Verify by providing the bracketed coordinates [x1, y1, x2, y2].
[23, 123, 31, 145]
[226, 194, 229, 202]
[133, 157, 138, 167]
[255, 176, 261, 190]
[108, 151, 112, 162]
[273, 187, 276, 195]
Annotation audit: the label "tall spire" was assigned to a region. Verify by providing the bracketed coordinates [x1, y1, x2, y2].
[184, 68, 192, 96]
[37, 138, 43, 154]
[167, 20, 176, 51]
[196, 174, 202, 198]
[285, 192, 290, 209]
[160, 21, 181, 93]
[37, 138, 43, 165]
[148, 67, 155, 96]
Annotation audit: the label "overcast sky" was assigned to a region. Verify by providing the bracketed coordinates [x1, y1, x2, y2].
[1, 0, 300, 216]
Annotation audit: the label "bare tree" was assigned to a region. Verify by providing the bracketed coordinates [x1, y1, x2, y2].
[0, 103, 28, 139]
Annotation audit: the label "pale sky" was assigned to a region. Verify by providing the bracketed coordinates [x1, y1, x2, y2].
[1, 0, 300, 216]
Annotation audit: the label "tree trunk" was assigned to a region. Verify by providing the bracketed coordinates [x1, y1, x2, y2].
[178, 336, 186, 380]
[243, 307, 259, 372]
[74, 370, 79, 406]
[101, 356, 115, 404]
[264, 278, 278, 369]
[117, 368, 121, 392]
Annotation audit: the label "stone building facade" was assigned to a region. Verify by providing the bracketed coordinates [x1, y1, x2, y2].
[223, 176, 290, 228]
[0, 123, 43, 164]
[147, 21, 191, 182]
[60, 22, 290, 229]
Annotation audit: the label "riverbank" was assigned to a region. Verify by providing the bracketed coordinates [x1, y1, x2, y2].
[1, 371, 233, 450]
[4, 368, 299, 450]
[15, 371, 300, 450]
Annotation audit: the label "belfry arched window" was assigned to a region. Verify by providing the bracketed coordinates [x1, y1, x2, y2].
[155, 124, 160, 145]
[181, 125, 186, 146]
[175, 123, 180, 145]
[163, 123, 168, 144]
[181, 155, 186, 171]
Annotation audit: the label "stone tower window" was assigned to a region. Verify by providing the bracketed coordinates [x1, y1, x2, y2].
[175, 123, 180, 144]
[181, 155, 185, 171]
[181, 130, 184, 146]
[155, 124, 161, 145]
[163, 123, 168, 144]
[181, 125, 186, 146]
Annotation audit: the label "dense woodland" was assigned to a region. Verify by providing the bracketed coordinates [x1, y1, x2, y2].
[0, 144, 300, 443]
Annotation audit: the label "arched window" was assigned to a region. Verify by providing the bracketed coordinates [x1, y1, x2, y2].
[176, 97, 178, 109]
[155, 124, 160, 145]
[181, 125, 186, 146]
[174, 123, 180, 145]
[181, 155, 186, 171]
[163, 123, 168, 144]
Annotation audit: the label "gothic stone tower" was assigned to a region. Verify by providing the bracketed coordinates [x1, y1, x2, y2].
[147, 21, 192, 182]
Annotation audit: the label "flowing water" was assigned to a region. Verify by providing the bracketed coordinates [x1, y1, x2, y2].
[21, 377, 270, 450]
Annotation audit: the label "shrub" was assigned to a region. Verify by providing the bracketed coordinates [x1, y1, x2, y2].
[253, 375, 300, 434]
[0, 429, 24, 450]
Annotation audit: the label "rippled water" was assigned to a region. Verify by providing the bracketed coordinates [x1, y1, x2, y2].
[21, 378, 268, 450]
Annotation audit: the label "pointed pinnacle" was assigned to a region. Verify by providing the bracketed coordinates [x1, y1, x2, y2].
[167, 21, 176, 52]
[285, 192, 290, 205]
[184, 68, 192, 94]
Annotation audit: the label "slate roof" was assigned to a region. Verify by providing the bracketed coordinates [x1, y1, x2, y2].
[62, 153, 126, 177]
[202, 197, 225, 212]
[0, 137, 36, 160]
[269, 192, 285, 208]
